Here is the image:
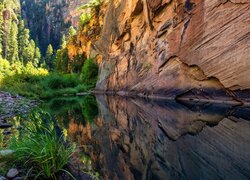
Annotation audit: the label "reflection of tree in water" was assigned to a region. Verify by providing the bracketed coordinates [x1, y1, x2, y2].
[43, 96, 99, 146]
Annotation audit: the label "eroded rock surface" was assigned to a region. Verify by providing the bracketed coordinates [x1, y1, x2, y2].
[70, 0, 250, 103]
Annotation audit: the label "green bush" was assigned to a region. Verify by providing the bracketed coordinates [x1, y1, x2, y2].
[79, 13, 92, 29]
[80, 58, 98, 87]
[42, 73, 79, 90]
[78, 0, 103, 10]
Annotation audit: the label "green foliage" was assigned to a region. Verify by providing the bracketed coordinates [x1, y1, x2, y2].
[18, 28, 30, 64]
[8, 111, 75, 179]
[34, 46, 41, 67]
[0, 57, 48, 98]
[42, 73, 78, 90]
[0, 61, 94, 99]
[43, 95, 98, 127]
[56, 48, 70, 72]
[80, 95, 98, 123]
[60, 35, 67, 49]
[68, 26, 76, 37]
[45, 44, 55, 70]
[0, 2, 41, 66]
[7, 21, 19, 63]
[79, 13, 92, 29]
[80, 58, 98, 87]
[25, 39, 36, 63]
[78, 0, 103, 10]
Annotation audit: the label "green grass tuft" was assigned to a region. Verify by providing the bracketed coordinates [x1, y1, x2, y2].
[8, 112, 75, 179]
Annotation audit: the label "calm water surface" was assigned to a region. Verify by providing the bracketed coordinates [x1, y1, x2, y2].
[4, 95, 250, 180]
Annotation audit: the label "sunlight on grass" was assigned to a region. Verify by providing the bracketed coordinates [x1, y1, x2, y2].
[7, 111, 75, 179]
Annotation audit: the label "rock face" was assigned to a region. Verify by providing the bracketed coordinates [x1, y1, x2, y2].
[81, 0, 250, 103]
[20, 0, 89, 53]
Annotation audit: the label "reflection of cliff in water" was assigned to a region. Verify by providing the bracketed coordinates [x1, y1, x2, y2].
[65, 95, 250, 180]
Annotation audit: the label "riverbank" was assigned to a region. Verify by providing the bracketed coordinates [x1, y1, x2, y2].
[0, 91, 37, 121]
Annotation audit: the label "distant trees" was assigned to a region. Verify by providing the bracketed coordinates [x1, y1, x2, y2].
[0, 1, 42, 67]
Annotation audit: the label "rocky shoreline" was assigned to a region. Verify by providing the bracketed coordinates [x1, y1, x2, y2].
[0, 91, 37, 142]
[0, 92, 37, 180]
[0, 91, 37, 121]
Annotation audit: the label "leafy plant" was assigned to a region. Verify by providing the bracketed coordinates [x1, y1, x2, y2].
[80, 58, 98, 87]
[8, 111, 75, 179]
[78, 0, 103, 10]
[79, 13, 92, 29]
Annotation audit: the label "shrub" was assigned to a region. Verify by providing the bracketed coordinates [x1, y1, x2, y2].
[80, 58, 98, 87]
[42, 73, 79, 90]
[78, 0, 103, 10]
[79, 13, 92, 29]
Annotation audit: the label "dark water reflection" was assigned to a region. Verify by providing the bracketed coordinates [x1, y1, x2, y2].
[9, 95, 250, 180]
[42, 95, 250, 180]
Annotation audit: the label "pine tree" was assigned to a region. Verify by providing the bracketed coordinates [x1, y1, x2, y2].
[34, 46, 41, 67]
[45, 44, 55, 70]
[18, 27, 30, 64]
[7, 21, 19, 63]
[25, 39, 35, 63]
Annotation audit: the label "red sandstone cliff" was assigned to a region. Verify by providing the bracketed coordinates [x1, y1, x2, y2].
[68, 0, 250, 104]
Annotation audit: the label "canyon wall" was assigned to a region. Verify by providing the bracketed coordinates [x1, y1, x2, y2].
[21, 0, 89, 53]
[86, 0, 250, 103]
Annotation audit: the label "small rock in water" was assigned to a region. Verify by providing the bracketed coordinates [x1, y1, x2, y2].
[0, 176, 7, 180]
[6, 168, 19, 179]
[0, 150, 15, 157]
[3, 130, 11, 135]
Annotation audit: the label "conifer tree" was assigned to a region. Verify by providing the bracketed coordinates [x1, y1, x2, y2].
[18, 27, 30, 64]
[24, 39, 35, 63]
[34, 46, 41, 67]
[45, 44, 54, 69]
[7, 21, 19, 63]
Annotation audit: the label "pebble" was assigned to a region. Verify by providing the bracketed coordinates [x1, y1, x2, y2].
[6, 168, 19, 179]
[0, 176, 6, 180]
[3, 130, 11, 135]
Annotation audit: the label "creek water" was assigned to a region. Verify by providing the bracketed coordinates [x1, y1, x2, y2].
[2, 95, 250, 180]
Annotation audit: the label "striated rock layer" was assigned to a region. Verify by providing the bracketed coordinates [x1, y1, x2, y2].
[79, 0, 250, 103]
